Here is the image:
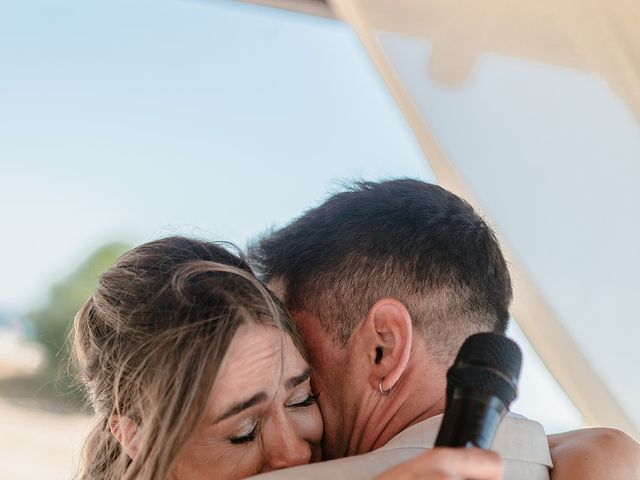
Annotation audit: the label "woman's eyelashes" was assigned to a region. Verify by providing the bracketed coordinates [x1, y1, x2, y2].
[286, 391, 318, 409]
[229, 421, 259, 445]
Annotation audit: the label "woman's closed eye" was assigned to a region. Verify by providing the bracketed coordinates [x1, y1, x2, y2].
[229, 420, 260, 445]
[286, 392, 318, 409]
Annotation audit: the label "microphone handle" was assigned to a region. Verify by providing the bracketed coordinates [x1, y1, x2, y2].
[434, 390, 507, 449]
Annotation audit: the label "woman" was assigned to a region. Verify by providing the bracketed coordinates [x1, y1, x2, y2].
[73, 236, 502, 480]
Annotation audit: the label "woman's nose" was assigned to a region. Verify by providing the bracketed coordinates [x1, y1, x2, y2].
[262, 415, 312, 471]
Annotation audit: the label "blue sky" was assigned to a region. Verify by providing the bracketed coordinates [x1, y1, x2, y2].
[0, 0, 431, 311]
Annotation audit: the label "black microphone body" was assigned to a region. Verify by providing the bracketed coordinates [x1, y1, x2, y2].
[434, 333, 522, 449]
[434, 391, 507, 449]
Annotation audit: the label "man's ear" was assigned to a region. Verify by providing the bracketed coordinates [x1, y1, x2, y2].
[109, 415, 140, 459]
[364, 298, 413, 393]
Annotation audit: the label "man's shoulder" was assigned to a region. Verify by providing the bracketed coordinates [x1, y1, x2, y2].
[494, 413, 553, 465]
[250, 446, 426, 480]
[249, 414, 551, 480]
[368, 413, 552, 467]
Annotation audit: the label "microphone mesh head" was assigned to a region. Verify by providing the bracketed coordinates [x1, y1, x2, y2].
[447, 333, 523, 407]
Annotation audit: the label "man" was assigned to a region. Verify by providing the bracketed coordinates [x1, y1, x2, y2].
[248, 179, 640, 479]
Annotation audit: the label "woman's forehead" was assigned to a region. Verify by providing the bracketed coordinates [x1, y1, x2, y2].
[213, 324, 308, 397]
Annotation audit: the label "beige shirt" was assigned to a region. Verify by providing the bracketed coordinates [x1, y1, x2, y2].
[250, 413, 552, 480]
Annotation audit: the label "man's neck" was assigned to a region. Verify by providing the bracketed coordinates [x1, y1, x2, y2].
[346, 354, 447, 456]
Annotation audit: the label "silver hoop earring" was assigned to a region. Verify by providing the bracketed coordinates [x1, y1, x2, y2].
[379, 378, 392, 396]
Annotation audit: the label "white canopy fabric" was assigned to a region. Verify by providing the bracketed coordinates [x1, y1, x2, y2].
[333, 0, 640, 438]
[240, 0, 640, 438]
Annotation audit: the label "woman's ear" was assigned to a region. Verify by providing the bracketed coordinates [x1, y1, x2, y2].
[365, 298, 413, 393]
[109, 415, 140, 459]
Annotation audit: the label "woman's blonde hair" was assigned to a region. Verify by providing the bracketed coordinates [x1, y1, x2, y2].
[73, 236, 305, 479]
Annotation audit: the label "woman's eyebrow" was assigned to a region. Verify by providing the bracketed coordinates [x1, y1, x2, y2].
[286, 368, 311, 390]
[214, 392, 268, 424]
[213, 369, 311, 424]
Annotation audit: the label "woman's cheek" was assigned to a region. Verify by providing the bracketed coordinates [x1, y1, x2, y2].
[224, 446, 265, 479]
[218, 444, 266, 479]
[173, 441, 264, 480]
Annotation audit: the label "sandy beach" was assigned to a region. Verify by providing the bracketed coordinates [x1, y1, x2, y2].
[0, 333, 91, 479]
[0, 396, 91, 480]
[0, 398, 91, 480]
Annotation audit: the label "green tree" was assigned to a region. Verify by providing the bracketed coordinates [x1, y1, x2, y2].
[28, 241, 130, 407]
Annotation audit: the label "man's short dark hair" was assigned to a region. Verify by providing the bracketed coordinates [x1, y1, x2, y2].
[249, 179, 512, 363]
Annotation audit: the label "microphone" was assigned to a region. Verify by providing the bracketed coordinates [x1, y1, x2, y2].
[434, 332, 522, 449]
